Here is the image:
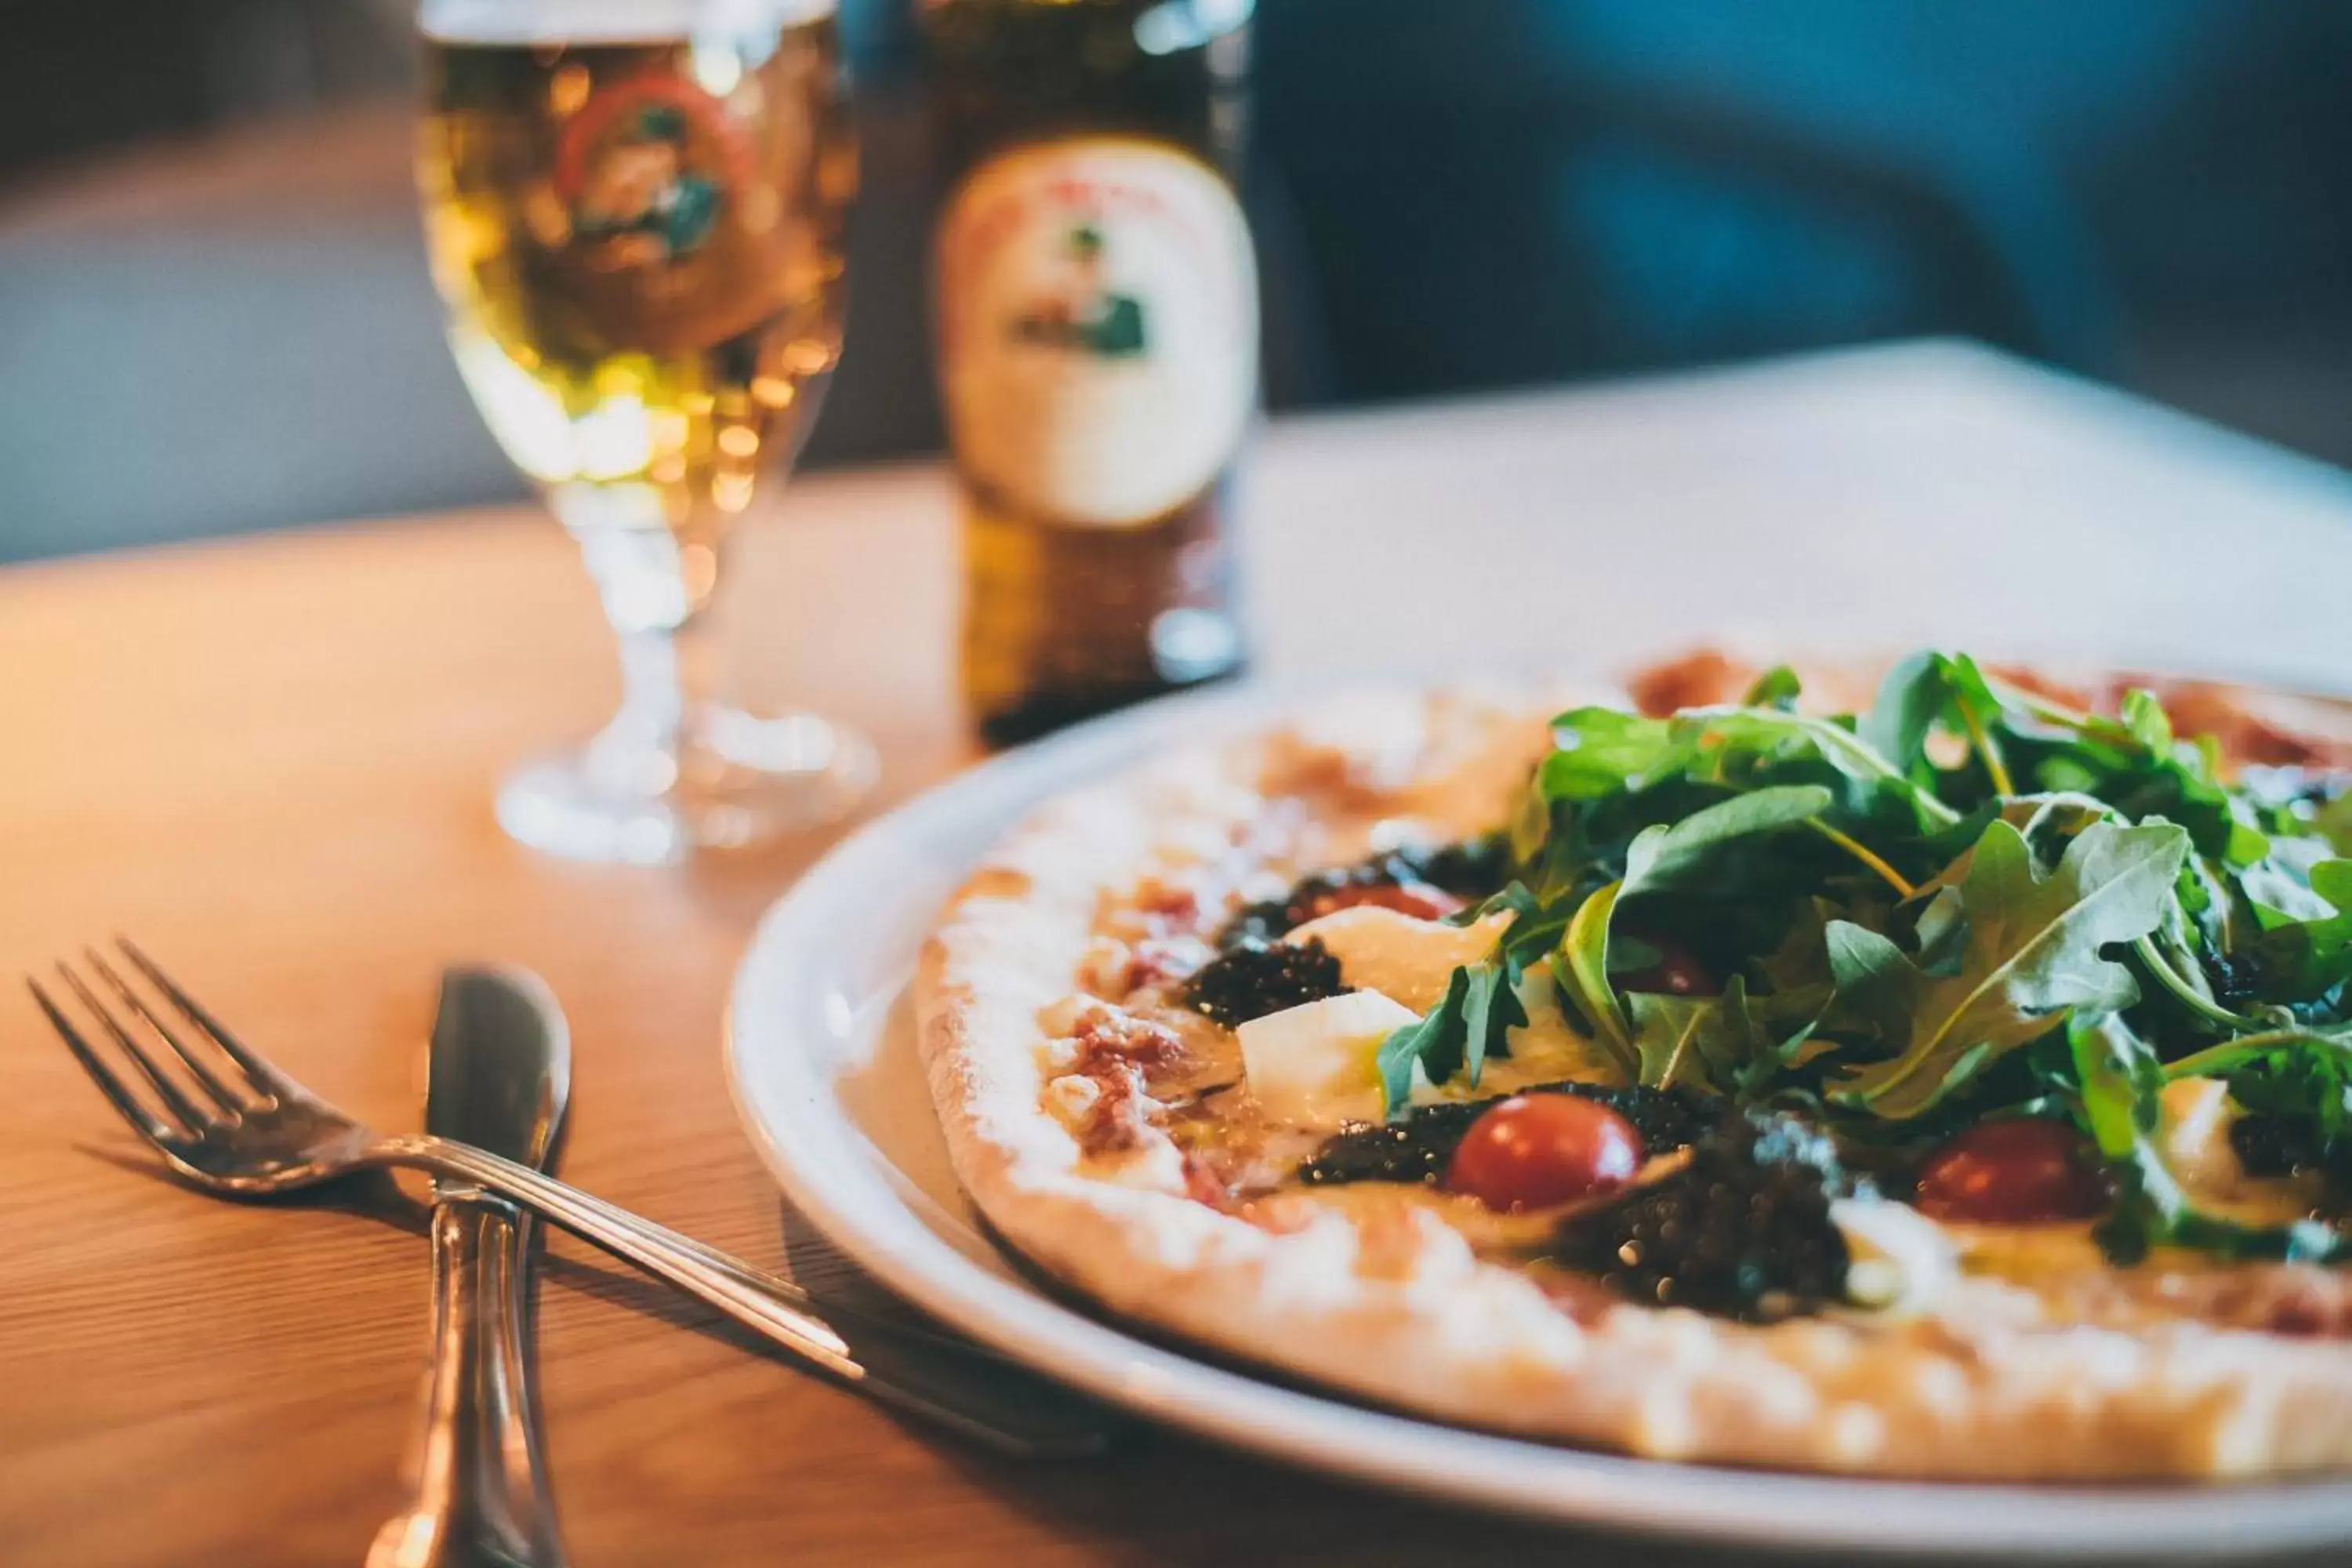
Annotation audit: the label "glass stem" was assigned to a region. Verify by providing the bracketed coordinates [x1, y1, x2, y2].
[549, 482, 724, 797]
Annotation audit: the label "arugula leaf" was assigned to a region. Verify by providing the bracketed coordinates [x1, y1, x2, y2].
[1947, 787, 2288, 1034]
[1934, 652, 2019, 796]
[2067, 1010, 2164, 1156]
[1541, 701, 1958, 833]
[1552, 880, 1635, 1079]
[1755, 896, 1835, 992]
[1508, 774, 1552, 865]
[1627, 992, 1718, 1091]
[1545, 790, 1835, 1089]
[2163, 1021, 2352, 1084]
[1461, 956, 1529, 1085]
[1742, 664, 1803, 711]
[2132, 931, 2257, 1035]
[1619, 784, 1836, 898]
[1459, 880, 1540, 929]
[2118, 688, 2174, 753]
[1538, 709, 1688, 802]
[2307, 853, 2352, 936]
[1860, 651, 1944, 775]
[2009, 791, 2121, 861]
[2053, 706, 2263, 865]
[1831, 818, 2190, 1118]
[1823, 920, 1918, 1043]
[1939, 669, 2276, 867]
[2317, 790, 2352, 857]
[1904, 793, 2114, 912]
[2241, 834, 2341, 920]
[1625, 974, 1832, 1095]
[1377, 967, 1468, 1119]
[1675, 706, 1962, 829]
[1374, 960, 1530, 1118]
[1727, 975, 1840, 1088]
[2247, 858, 2352, 1003]
[1911, 884, 1969, 973]
[1859, 651, 2031, 796]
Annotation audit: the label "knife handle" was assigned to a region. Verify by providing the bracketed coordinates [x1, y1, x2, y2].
[368, 1197, 565, 1568]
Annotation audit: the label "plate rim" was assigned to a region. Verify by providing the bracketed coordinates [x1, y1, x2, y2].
[725, 680, 2352, 1558]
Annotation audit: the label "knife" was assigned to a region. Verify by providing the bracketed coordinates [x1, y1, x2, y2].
[369, 966, 572, 1568]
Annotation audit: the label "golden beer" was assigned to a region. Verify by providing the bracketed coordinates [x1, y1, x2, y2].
[416, 1, 875, 865]
[419, 5, 853, 550]
[925, 0, 1258, 744]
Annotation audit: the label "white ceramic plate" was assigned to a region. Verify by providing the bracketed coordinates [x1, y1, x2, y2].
[726, 682, 2352, 1559]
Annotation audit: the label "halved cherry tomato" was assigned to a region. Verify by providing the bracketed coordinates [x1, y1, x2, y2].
[1915, 1119, 2109, 1224]
[1446, 1094, 1645, 1212]
[1617, 935, 1714, 996]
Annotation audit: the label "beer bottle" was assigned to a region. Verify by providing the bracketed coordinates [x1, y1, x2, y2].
[923, 0, 1258, 744]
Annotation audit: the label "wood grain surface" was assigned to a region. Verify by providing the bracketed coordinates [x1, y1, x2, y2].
[8, 343, 2352, 1566]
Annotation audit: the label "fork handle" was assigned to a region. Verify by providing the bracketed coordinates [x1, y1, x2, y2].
[370, 1134, 1116, 1461]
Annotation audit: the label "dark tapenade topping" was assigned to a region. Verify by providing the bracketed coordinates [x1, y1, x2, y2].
[1218, 836, 1509, 948]
[1401, 833, 1512, 898]
[1550, 1107, 1853, 1322]
[2230, 1112, 2352, 1195]
[1298, 1083, 1720, 1188]
[2231, 1113, 2318, 1178]
[1179, 938, 1349, 1026]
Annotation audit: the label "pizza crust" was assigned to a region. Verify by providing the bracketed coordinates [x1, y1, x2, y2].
[915, 679, 2352, 1479]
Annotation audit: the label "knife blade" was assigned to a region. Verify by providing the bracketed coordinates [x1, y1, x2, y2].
[368, 966, 571, 1568]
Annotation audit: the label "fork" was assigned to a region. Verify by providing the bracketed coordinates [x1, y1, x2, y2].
[32, 938, 1118, 1460]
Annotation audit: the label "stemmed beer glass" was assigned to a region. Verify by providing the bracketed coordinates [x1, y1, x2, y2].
[417, 0, 869, 862]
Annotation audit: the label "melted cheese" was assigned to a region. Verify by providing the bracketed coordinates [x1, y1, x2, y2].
[1236, 990, 1421, 1126]
[1833, 1198, 1961, 1313]
[1945, 1221, 2110, 1283]
[2159, 1076, 2326, 1227]
[1500, 965, 1631, 1085]
[1283, 906, 1512, 1012]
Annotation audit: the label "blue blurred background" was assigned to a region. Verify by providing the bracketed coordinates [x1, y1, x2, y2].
[3, 0, 2348, 561]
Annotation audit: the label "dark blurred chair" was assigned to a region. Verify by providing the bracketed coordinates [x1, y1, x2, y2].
[1268, 78, 2115, 401]
[1256, 0, 2352, 436]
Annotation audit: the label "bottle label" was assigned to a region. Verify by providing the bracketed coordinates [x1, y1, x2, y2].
[936, 136, 1258, 528]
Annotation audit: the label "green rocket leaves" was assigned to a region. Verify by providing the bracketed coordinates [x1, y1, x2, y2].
[1363, 652, 2352, 1265]
[1829, 820, 2189, 1118]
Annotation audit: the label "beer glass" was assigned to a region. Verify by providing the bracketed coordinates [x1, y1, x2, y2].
[418, 0, 868, 862]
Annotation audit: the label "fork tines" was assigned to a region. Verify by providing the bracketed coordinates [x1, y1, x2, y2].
[31, 938, 276, 1142]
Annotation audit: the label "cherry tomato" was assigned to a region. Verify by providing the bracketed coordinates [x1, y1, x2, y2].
[1617, 935, 1714, 996]
[1446, 1094, 1645, 1212]
[1915, 1119, 2109, 1225]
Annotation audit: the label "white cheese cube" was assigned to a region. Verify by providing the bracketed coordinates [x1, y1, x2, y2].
[1832, 1199, 1958, 1314]
[1236, 990, 1421, 1127]
[1283, 906, 1510, 1012]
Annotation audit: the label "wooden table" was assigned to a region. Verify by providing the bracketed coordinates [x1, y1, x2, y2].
[8, 342, 2352, 1566]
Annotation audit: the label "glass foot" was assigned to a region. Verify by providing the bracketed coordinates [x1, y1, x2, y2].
[495, 708, 877, 866]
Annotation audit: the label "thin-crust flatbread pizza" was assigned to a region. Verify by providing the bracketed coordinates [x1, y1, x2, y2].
[916, 652, 2352, 1479]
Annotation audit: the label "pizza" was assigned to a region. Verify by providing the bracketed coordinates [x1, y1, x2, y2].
[915, 652, 2352, 1479]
